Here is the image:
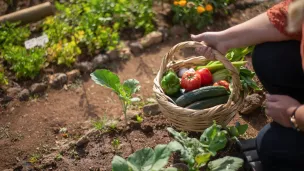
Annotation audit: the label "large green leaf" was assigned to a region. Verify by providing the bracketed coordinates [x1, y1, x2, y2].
[208, 156, 244, 171]
[150, 141, 184, 170]
[112, 155, 129, 171]
[127, 148, 155, 171]
[90, 69, 120, 93]
[123, 79, 140, 95]
[200, 122, 227, 156]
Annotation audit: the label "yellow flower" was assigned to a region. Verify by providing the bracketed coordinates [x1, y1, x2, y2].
[206, 4, 213, 12]
[197, 6, 205, 14]
[179, 0, 187, 7]
[173, 1, 179, 5]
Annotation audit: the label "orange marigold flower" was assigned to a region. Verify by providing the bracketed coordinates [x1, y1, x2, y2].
[179, 0, 187, 7]
[197, 6, 205, 14]
[173, 1, 179, 5]
[206, 4, 213, 11]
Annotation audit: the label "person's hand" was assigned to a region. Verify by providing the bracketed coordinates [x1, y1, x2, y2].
[191, 32, 228, 60]
[266, 94, 301, 128]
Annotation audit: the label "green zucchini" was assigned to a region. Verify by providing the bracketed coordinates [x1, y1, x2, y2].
[175, 86, 229, 107]
[186, 95, 229, 110]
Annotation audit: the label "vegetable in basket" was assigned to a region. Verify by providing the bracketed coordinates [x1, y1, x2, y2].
[161, 70, 180, 95]
[196, 68, 213, 86]
[212, 69, 230, 82]
[213, 80, 230, 90]
[181, 70, 201, 91]
[175, 86, 229, 107]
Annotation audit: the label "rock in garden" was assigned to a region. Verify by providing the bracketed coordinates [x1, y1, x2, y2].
[75, 61, 93, 73]
[66, 69, 80, 83]
[6, 87, 22, 98]
[140, 31, 163, 48]
[18, 89, 30, 101]
[158, 27, 169, 41]
[30, 83, 48, 94]
[120, 47, 132, 59]
[0, 96, 13, 104]
[143, 103, 161, 115]
[107, 50, 119, 61]
[120, 110, 140, 121]
[240, 94, 264, 115]
[40, 153, 57, 168]
[49, 73, 67, 89]
[129, 41, 143, 55]
[92, 54, 109, 69]
[76, 136, 89, 147]
[170, 25, 188, 36]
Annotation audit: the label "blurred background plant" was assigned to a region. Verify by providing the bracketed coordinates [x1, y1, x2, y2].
[172, 0, 233, 29]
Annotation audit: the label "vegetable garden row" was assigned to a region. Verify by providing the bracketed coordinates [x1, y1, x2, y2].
[0, 0, 233, 85]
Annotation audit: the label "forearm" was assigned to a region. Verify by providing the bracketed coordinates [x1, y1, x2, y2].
[217, 12, 291, 51]
[295, 105, 304, 131]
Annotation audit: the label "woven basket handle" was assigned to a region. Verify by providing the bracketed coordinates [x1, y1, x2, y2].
[157, 41, 242, 102]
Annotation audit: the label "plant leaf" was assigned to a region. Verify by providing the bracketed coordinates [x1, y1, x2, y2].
[200, 122, 227, 156]
[127, 148, 155, 171]
[123, 79, 140, 95]
[112, 155, 129, 171]
[236, 124, 248, 135]
[150, 145, 175, 170]
[90, 69, 120, 93]
[208, 156, 244, 171]
[195, 153, 211, 167]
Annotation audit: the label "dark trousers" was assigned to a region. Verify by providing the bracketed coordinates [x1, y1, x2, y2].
[252, 40, 304, 171]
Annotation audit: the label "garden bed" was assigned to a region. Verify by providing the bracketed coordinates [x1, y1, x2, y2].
[26, 114, 249, 171]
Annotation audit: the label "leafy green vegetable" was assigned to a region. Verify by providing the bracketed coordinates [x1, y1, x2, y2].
[239, 67, 262, 91]
[91, 69, 140, 124]
[227, 122, 248, 138]
[112, 141, 183, 171]
[3, 46, 45, 79]
[200, 122, 227, 156]
[208, 156, 244, 171]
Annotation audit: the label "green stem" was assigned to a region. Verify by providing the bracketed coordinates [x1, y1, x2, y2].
[196, 61, 247, 72]
[122, 101, 128, 125]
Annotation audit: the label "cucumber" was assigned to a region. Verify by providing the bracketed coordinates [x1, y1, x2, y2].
[175, 86, 228, 107]
[186, 95, 229, 110]
[169, 89, 185, 102]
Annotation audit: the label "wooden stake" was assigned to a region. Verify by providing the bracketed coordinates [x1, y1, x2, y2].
[0, 2, 55, 25]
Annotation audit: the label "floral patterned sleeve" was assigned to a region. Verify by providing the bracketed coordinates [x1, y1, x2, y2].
[267, 0, 301, 40]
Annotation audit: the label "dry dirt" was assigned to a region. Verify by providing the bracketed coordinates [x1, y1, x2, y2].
[0, 1, 276, 170]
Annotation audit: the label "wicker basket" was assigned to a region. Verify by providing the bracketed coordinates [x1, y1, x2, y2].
[153, 41, 245, 132]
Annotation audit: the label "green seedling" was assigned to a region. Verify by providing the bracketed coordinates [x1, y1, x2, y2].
[112, 138, 121, 150]
[136, 115, 143, 123]
[91, 69, 140, 125]
[29, 154, 41, 164]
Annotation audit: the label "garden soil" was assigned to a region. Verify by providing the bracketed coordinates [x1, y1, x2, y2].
[0, 1, 275, 170]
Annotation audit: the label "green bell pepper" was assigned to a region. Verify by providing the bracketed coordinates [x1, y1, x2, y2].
[161, 70, 180, 95]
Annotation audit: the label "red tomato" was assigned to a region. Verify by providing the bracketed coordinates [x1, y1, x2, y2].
[213, 80, 230, 90]
[181, 71, 201, 91]
[196, 68, 213, 86]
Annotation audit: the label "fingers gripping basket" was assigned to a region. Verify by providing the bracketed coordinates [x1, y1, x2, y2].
[153, 41, 245, 132]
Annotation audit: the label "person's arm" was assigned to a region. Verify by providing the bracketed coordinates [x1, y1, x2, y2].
[191, 0, 300, 57]
[192, 12, 291, 55]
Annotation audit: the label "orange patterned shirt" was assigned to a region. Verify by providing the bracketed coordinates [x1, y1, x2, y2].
[267, 0, 304, 70]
